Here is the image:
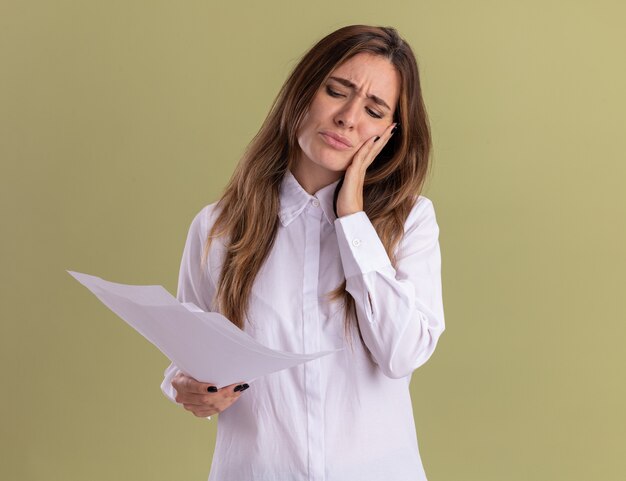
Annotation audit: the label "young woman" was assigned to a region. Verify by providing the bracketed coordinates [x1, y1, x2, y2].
[161, 24, 445, 481]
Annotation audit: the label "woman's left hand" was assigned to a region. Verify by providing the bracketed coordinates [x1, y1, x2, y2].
[335, 122, 398, 218]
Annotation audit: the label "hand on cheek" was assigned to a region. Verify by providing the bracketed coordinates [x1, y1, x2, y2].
[335, 122, 398, 218]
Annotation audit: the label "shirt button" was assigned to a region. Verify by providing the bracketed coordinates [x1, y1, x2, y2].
[312, 199, 320, 207]
[352, 238, 361, 247]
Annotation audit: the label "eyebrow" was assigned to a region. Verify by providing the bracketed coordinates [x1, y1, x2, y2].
[328, 76, 392, 111]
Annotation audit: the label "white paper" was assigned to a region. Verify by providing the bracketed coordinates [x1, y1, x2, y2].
[67, 270, 342, 388]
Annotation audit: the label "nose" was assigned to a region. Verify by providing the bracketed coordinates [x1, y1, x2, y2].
[333, 98, 360, 129]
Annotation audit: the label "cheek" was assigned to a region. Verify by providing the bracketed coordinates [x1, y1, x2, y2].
[296, 120, 311, 149]
[296, 110, 308, 137]
[296, 109, 311, 140]
[359, 124, 384, 145]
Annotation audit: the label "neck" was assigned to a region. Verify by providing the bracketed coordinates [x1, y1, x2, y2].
[290, 156, 343, 195]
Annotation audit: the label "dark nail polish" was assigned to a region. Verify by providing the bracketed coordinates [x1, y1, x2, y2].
[240, 384, 250, 392]
[234, 384, 243, 392]
[207, 386, 218, 393]
[374, 136, 380, 142]
[391, 124, 398, 134]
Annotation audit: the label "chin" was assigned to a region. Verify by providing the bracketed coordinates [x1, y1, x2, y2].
[296, 140, 350, 174]
[315, 152, 351, 172]
[314, 161, 348, 175]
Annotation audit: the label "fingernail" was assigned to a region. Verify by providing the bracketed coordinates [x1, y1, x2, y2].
[207, 386, 218, 393]
[234, 384, 243, 392]
[373, 136, 380, 142]
[391, 124, 399, 134]
[240, 384, 250, 392]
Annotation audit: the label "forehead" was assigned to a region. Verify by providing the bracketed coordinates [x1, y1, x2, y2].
[329, 53, 400, 107]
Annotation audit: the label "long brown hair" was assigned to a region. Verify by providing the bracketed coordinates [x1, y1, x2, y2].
[201, 25, 432, 345]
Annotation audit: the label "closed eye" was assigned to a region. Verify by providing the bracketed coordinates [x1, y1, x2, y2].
[325, 86, 383, 119]
[326, 86, 343, 98]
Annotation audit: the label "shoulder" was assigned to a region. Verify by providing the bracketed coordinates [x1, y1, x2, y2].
[186, 202, 228, 281]
[405, 195, 438, 234]
[395, 195, 440, 259]
[187, 201, 223, 240]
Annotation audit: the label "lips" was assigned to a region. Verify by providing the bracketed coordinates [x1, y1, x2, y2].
[319, 130, 352, 148]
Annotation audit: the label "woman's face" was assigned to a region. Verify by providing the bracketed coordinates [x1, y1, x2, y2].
[295, 52, 400, 180]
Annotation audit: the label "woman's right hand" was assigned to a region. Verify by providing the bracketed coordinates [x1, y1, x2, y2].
[172, 371, 249, 418]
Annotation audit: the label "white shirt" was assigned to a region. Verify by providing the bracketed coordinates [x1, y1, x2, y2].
[161, 169, 445, 481]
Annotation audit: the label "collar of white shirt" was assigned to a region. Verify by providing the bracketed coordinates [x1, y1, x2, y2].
[278, 169, 342, 227]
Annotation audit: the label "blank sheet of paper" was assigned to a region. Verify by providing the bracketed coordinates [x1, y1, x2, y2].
[68, 270, 341, 388]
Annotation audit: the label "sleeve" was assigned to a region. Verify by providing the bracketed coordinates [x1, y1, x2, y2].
[160, 206, 217, 412]
[333, 197, 445, 379]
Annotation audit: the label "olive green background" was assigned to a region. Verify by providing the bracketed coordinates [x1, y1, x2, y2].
[1, 1, 624, 480]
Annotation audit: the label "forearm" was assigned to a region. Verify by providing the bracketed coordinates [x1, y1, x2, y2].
[346, 268, 444, 378]
[335, 200, 445, 379]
